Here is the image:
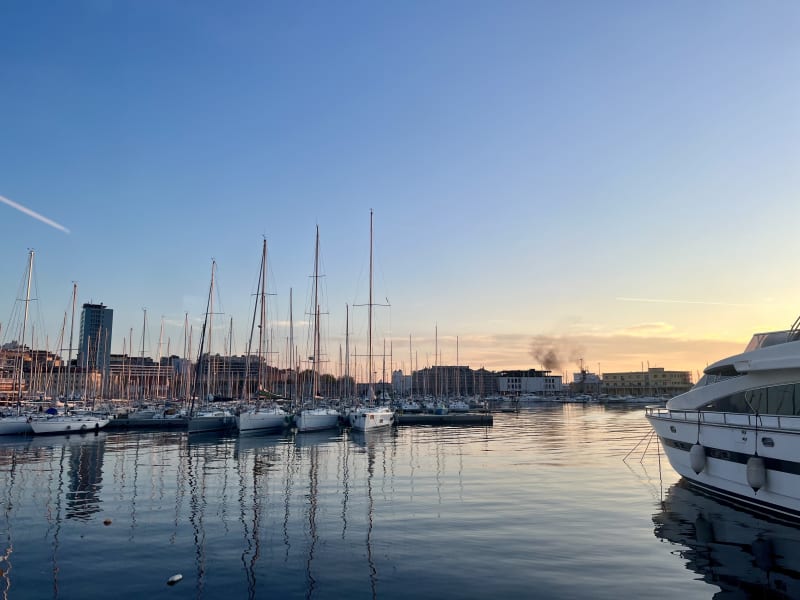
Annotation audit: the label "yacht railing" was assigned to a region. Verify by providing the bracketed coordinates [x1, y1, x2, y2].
[646, 406, 800, 432]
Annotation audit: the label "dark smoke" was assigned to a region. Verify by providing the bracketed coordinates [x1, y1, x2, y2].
[532, 347, 562, 371]
[530, 336, 587, 372]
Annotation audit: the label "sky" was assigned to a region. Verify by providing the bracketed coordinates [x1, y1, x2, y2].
[1, 1, 799, 384]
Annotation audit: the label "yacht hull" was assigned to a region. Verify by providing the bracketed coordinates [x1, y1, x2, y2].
[647, 411, 800, 519]
[349, 408, 394, 432]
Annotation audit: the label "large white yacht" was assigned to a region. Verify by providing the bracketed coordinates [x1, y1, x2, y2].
[646, 324, 800, 519]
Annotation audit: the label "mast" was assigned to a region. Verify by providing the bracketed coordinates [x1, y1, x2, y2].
[67, 281, 77, 402]
[259, 239, 267, 395]
[157, 316, 164, 400]
[206, 260, 216, 401]
[289, 287, 294, 404]
[345, 304, 350, 399]
[368, 209, 374, 402]
[17, 250, 34, 409]
[409, 334, 413, 399]
[191, 259, 215, 414]
[140, 308, 147, 399]
[312, 226, 320, 400]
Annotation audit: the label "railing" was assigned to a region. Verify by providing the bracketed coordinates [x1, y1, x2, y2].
[646, 405, 800, 432]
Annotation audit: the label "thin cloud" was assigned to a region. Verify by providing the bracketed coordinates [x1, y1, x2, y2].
[0, 195, 70, 234]
[616, 296, 751, 307]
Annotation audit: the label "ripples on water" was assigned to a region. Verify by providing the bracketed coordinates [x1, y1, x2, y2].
[1, 404, 798, 599]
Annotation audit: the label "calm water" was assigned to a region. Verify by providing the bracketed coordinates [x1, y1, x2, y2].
[1, 404, 798, 599]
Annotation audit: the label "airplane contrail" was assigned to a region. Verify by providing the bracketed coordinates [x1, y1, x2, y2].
[616, 297, 751, 307]
[0, 194, 70, 234]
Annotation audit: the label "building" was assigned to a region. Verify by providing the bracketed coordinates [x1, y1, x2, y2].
[570, 370, 602, 396]
[602, 367, 692, 397]
[78, 303, 113, 374]
[412, 365, 497, 397]
[496, 369, 563, 396]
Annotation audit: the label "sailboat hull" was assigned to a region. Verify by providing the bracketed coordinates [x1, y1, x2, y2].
[0, 416, 32, 435]
[237, 409, 288, 433]
[29, 416, 110, 435]
[188, 411, 235, 434]
[295, 409, 340, 432]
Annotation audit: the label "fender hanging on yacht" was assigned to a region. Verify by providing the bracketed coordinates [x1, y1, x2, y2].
[689, 443, 706, 474]
[746, 456, 766, 493]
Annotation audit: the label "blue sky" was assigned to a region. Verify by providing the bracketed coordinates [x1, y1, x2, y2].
[2, 2, 799, 382]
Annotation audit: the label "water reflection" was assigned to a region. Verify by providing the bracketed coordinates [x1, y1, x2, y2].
[653, 481, 800, 598]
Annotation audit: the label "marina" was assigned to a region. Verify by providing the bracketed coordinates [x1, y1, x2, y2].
[1, 403, 791, 599]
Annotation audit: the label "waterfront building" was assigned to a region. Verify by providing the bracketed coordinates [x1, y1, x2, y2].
[496, 369, 563, 396]
[569, 370, 602, 395]
[412, 365, 497, 397]
[602, 367, 692, 397]
[77, 303, 113, 374]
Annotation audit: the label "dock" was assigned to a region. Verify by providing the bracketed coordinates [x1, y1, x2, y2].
[106, 417, 189, 430]
[396, 413, 493, 426]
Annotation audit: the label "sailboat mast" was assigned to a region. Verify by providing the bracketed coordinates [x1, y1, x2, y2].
[409, 334, 412, 399]
[312, 227, 320, 399]
[289, 287, 294, 402]
[207, 260, 216, 400]
[368, 209, 374, 399]
[67, 281, 77, 401]
[345, 304, 350, 398]
[17, 250, 34, 406]
[140, 308, 147, 399]
[259, 239, 267, 393]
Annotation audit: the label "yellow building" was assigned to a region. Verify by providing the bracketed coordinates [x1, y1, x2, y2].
[602, 367, 692, 397]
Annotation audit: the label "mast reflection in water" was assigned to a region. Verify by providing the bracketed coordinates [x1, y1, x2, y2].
[1, 405, 783, 598]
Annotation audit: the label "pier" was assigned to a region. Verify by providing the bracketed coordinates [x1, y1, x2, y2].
[396, 413, 493, 426]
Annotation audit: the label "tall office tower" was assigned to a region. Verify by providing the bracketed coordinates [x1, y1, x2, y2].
[77, 303, 113, 373]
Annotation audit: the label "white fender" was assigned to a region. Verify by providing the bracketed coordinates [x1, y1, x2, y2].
[689, 444, 706, 474]
[746, 456, 766, 493]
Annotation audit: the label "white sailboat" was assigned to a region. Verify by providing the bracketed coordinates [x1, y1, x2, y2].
[294, 226, 340, 433]
[188, 260, 235, 434]
[28, 279, 110, 435]
[237, 239, 288, 434]
[0, 250, 35, 435]
[350, 210, 395, 432]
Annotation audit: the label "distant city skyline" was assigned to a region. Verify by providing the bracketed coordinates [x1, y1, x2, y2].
[2, 2, 799, 382]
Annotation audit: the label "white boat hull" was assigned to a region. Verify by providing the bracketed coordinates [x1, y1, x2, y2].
[349, 407, 394, 431]
[294, 409, 340, 432]
[647, 410, 800, 518]
[237, 409, 288, 433]
[30, 416, 110, 435]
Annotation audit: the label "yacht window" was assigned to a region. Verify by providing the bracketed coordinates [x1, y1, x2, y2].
[767, 384, 795, 415]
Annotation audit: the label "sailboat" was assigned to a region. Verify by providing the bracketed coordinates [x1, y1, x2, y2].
[349, 210, 395, 432]
[29, 278, 110, 435]
[188, 260, 235, 434]
[237, 239, 288, 434]
[0, 250, 35, 435]
[294, 226, 340, 433]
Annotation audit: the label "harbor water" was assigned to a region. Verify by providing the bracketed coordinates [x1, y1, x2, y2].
[1, 404, 797, 599]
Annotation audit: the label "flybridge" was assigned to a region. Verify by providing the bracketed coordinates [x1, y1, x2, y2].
[744, 330, 800, 353]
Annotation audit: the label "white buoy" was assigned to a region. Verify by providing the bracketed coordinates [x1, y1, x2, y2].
[746, 456, 766, 493]
[167, 574, 183, 586]
[689, 444, 706, 474]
